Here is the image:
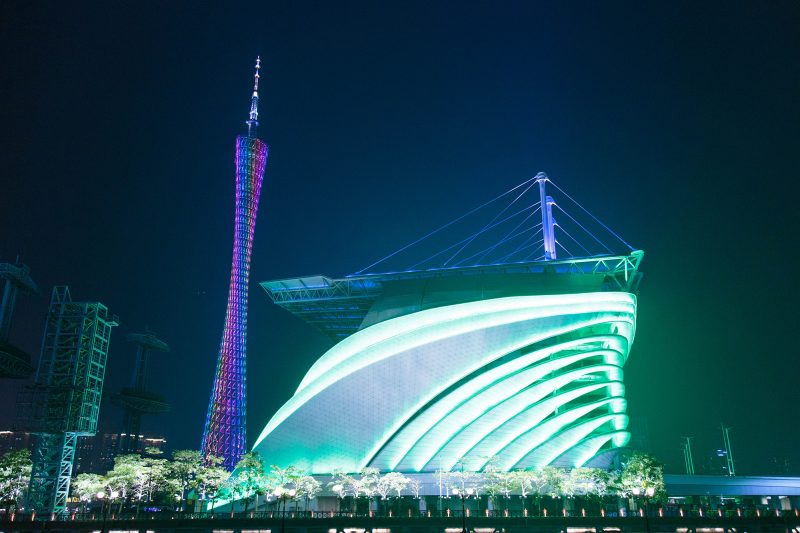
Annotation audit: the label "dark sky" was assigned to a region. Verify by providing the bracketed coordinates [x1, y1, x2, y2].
[1, 1, 798, 475]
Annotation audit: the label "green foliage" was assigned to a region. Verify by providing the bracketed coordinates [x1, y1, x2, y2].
[0, 449, 32, 512]
[269, 464, 302, 493]
[539, 465, 567, 498]
[65, 448, 231, 512]
[55, 448, 669, 513]
[376, 471, 408, 499]
[105, 454, 142, 502]
[296, 475, 321, 504]
[167, 449, 203, 503]
[329, 469, 360, 498]
[578, 467, 610, 501]
[615, 451, 667, 502]
[358, 466, 380, 498]
[72, 473, 105, 508]
[198, 459, 229, 508]
[231, 452, 266, 512]
[138, 455, 169, 504]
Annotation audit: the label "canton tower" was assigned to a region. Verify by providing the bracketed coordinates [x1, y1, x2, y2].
[202, 57, 268, 470]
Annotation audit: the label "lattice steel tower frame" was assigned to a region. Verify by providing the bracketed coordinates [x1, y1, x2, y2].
[111, 331, 170, 453]
[20, 286, 118, 515]
[201, 57, 268, 470]
[0, 261, 39, 378]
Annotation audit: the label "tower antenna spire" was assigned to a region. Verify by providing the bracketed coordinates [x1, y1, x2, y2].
[246, 56, 261, 137]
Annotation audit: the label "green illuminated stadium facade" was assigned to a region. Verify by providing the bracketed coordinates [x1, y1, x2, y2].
[255, 251, 643, 474]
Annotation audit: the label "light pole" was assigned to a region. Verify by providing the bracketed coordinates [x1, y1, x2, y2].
[273, 487, 296, 533]
[96, 490, 117, 533]
[96, 492, 105, 533]
[451, 487, 474, 533]
[632, 487, 655, 533]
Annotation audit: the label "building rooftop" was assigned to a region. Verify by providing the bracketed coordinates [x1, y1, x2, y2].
[261, 251, 643, 340]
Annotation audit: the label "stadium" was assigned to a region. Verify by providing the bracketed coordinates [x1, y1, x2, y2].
[252, 174, 643, 475]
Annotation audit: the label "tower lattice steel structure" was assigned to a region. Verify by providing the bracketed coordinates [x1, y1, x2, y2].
[201, 57, 268, 470]
[20, 286, 118, 514]
[111, 330, 170, 453]
[0, 261, 39, 379]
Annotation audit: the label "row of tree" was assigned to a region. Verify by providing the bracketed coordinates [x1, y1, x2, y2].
[71, 449, 230, 514]
[322, 453, 665, 512]
[0, 447, 665, 515]
[221, 451, 666, 513]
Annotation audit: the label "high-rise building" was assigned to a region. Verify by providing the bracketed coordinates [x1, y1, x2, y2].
[0, 430, 34, 456]
[201, 57, 269, 470]
[74, 433, 167, 474]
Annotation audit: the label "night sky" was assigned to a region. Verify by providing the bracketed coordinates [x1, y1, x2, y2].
[2, 2, 798, 475]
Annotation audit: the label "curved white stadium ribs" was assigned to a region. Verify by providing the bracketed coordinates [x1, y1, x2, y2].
[252, 292, 636, 474]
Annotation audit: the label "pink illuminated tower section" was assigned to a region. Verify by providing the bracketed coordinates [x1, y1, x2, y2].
[202, 57, 268, 470]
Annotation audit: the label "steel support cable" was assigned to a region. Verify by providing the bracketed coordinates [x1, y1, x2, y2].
[496, 237, 545, 264]
[555, 240, 574, 258]
[407, 203, 539, 271]
[470, 206, 542, 266]
[355, 176, 540, 275]
[522, 243, 546, 262]
[554, 224, 593, 257]
[454, 211, 542, 267]
[453, 222, 542, 268]
[554, 205, 615, 255]
[493, 226, 543, 263]
[443, 179, 539, 267]
[546, 179, 635, 250]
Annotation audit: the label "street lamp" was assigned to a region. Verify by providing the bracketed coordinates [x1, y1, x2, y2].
[632, 487, 655, 533]
[96, 492, 106, 533]
[451, 487, 474, 533]
[273, 487, 297, 533]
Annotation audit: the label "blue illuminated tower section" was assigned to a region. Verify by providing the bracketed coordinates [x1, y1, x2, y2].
[202, 57, 268, 470]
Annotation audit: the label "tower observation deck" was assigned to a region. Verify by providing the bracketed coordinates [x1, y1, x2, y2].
[254, 174, 644, 474]
[112, 330, 170, 454]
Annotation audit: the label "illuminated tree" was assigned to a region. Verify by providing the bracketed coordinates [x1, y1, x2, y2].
[296, 475, 321, 512]
[434, 469, 452, 500]
[167, 450, 204, 511]
[72, 473, 105, 511]
[449, 468, 478, 494]
[375, 474, 392, 501]
[513, 469, 532, 500]
[106, 454, 143, 513]
[233, 452, 265, 514]
[408, 477, 422, 499]
[387, 472, 410, 514]
[270, 465, 302, 488]
[615, 452, 666, 502]
[328, 471, 347, 498]
[359, 466, 380, 500]
[0, 449, 31, 514]
[526, 468, 549, 515]
[577, 467, 610, 509]
[539, 465, 568, 514]
[482, 460, 503, 507]
[198, 459, 230, 511]
[137, 455, 169, 514]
